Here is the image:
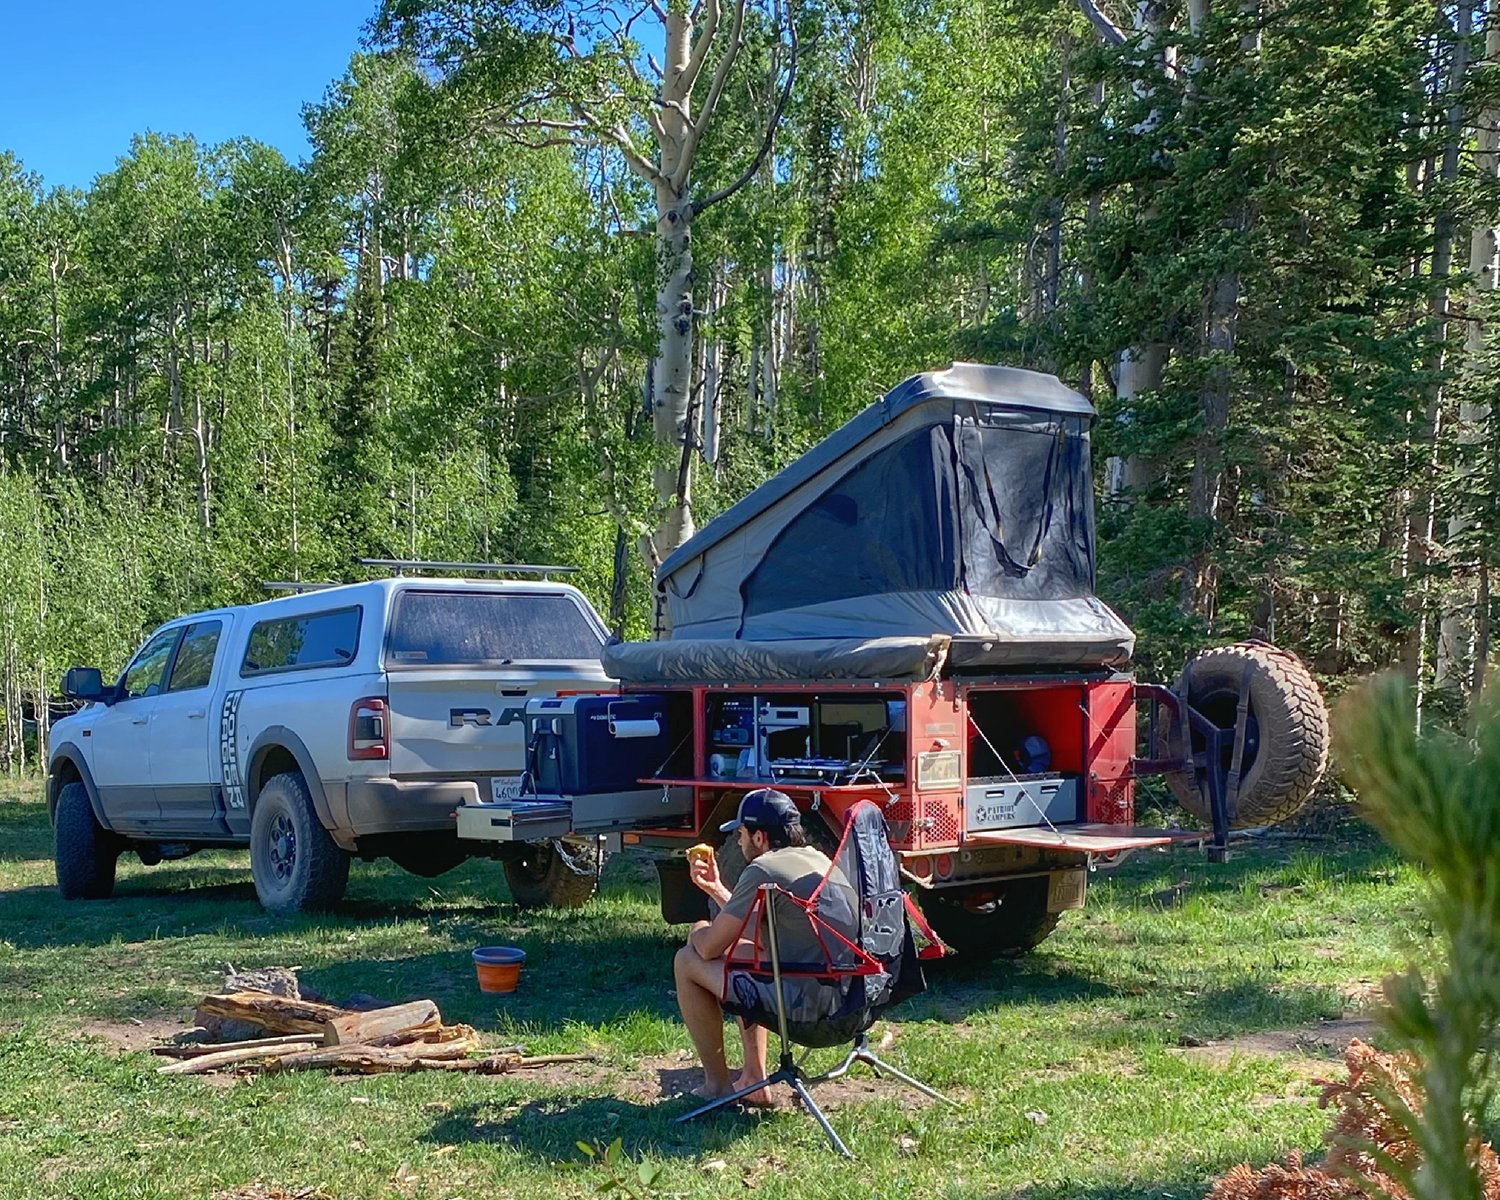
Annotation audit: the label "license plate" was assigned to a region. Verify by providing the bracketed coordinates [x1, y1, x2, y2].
[1047, 869, 1087, 913]
[491, 776, 523, 803]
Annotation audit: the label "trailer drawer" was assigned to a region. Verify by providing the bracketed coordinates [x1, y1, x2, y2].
[964, 775, 1080, 832]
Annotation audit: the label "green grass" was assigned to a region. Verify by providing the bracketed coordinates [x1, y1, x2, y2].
[0, 779, 1425, 1200]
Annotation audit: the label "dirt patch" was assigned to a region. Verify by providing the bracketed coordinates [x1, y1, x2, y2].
[589, 1046, 949, 1113]
[1176, 1017, 1382, 1066]
[81, 1016, 195, 1055]
[81, 1013, 947, 1111]
[214, 1187, 332, 1200]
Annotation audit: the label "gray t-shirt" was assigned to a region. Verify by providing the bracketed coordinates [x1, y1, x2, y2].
[721, 845, 858, 967]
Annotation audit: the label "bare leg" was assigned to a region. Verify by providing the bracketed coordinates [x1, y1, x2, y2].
[673, 945, 733, 1097]
[733, 1018, 774, 1106]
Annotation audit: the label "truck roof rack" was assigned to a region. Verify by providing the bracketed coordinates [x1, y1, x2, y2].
[264, 581, 339, 593]
[359, 558, 580, 580]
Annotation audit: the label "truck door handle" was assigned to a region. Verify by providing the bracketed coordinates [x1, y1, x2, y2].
[186, 709, 206, 720]
[131, 716, 149, 726]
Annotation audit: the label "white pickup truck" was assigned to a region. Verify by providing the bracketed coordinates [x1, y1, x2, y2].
[47, 574, 615, 913]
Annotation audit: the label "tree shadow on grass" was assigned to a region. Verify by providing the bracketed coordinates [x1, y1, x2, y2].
[0, 800, 55, 862]
[421, 1092, 769, 1163]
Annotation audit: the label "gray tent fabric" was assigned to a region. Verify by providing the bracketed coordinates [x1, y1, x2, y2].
[622, 363, 1134, 684]
[602, 636, 951, 684]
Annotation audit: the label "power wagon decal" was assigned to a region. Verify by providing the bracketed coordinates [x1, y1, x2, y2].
[220, 690, 245, 809]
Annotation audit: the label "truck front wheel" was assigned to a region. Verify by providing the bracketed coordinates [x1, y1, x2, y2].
[250, 772, 350, 913]
[503, 838, 603, 909]
[55, 781, 120, 900]
[917, 878, 1061, 961]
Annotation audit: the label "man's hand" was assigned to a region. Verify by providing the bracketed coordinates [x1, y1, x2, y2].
[689, 851, 731, 909]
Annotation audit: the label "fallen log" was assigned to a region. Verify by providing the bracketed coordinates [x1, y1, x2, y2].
[322, 1000, 440, 1046]
[157, 1040, 321, 1075]
[195, 990, 351, 1034]
[152, 1033, 325, 1059]
[438, 1052, 599, 1075]
[269, 1041, 471, 1074]
[265, 1048, 596, 1076]
[365, 1023, 478, 1050]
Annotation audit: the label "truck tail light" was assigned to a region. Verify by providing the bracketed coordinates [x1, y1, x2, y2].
[348, 697, 389, 760]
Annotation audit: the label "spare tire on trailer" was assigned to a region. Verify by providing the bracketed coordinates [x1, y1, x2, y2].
[1166, 641, 1329, 828]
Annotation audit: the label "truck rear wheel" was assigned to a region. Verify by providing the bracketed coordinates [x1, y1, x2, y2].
[1166, 641, 1330, 828]
[250, 772, 350, 913]
[917, 878, 1061, 961]
[55, 781, 120, 900]
[503, 838, 603, 909]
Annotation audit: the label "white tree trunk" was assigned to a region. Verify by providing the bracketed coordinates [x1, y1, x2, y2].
[1413, 1, 1474, 712]
[1437, 17, 1500, 696]
[1085, 2, 1172, 504]
[649, 176, 696, 561]
[1106, 344, 1167, 498]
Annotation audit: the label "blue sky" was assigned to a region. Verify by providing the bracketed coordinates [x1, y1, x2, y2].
[2, 1, 379, 191]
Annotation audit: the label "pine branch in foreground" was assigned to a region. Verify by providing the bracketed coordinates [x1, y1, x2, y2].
[1212, 674, 1500, 1200]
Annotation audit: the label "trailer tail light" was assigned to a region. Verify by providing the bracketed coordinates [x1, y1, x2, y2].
[348, 697, 389, 760]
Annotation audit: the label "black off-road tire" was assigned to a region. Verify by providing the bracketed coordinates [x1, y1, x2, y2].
[1166, 641, 1330, 828]
[503, 838, 603, 909]
[55, 781, 120, 900]
[916, 877, 1061, 962]
[249, 772, 350, 913]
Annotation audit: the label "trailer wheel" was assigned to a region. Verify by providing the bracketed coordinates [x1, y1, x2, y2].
[916, 878, 1060, 961]
[713, 833, 749, 894]
[1166, 642, 1329, 828]
[503, 838, 603, 909]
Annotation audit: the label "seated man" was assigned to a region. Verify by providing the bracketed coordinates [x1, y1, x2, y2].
[673, 787, 857, 1104]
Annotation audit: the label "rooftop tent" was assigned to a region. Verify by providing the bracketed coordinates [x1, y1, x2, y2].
[604, 364, 1134, 683]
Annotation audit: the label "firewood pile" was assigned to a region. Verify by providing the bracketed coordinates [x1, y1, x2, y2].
[152, 974, 592, 1078]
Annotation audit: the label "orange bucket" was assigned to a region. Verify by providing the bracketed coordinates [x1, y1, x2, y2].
[473, 946, 526, 994]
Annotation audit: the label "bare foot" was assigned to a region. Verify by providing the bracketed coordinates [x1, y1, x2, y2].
[731, 1072, 777, 1108]
[690, 1080, 733, 1100]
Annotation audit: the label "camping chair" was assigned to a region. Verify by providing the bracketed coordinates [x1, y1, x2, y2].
[676, 800, 959, 1156]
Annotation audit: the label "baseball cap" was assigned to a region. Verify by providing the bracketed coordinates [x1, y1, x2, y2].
[719, 787, 802, 834]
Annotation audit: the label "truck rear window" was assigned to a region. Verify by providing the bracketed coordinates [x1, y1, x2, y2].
[387, 592, 604, 665]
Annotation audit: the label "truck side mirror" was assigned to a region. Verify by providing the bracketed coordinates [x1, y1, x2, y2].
[63, 667, 107, 703]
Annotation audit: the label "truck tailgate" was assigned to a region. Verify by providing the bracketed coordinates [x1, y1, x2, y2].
[385, 666, 613, 779]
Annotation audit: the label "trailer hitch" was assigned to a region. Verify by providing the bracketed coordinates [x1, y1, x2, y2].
[1134, 661, 1256, 864]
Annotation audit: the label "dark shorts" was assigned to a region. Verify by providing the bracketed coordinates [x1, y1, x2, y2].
[722, 970, 876, 1048]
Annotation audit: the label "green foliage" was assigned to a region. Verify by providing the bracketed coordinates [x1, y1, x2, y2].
[1337, 673, 1500, 1200]
[574, 1137, 664, 1197]
[1, 0, 1498, 736]
[0, 777, 1434, 1199]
